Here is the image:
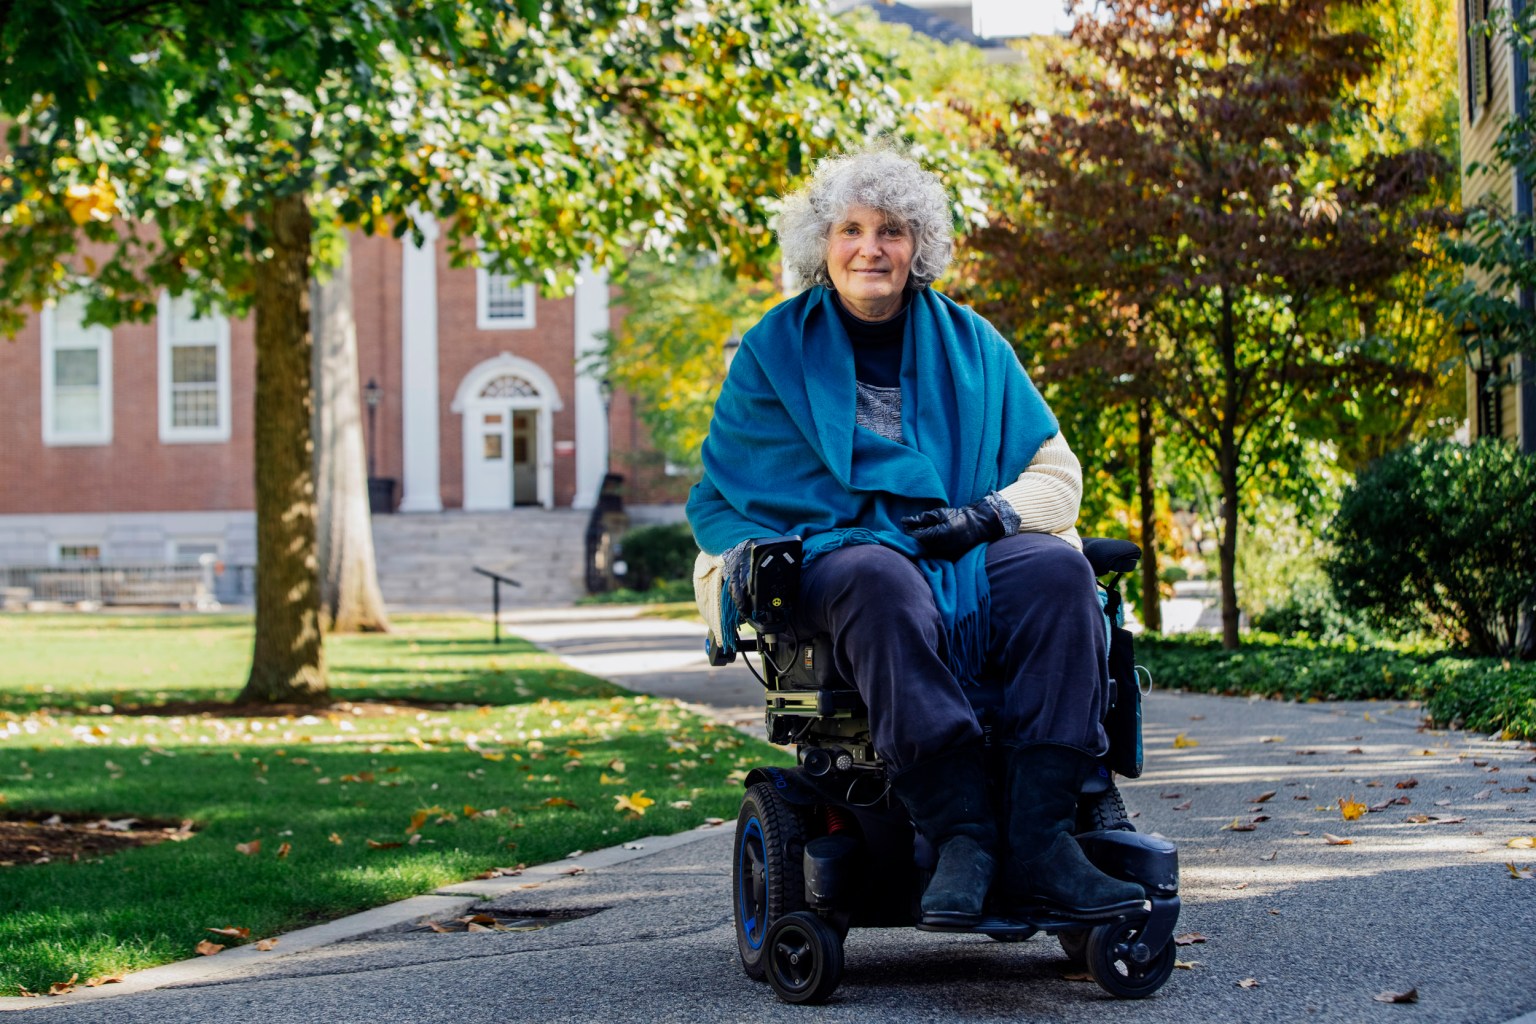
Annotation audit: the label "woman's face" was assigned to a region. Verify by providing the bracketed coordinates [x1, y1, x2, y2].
[826, 203, 914, 321]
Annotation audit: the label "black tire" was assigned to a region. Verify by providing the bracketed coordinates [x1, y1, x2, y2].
[1085, 915, 1176, 998]
[1077, 780, 1132, 833]
[734, 783, 808, 981]
[764, 911, 844, 1005]
[1058, 927, 1090, 966]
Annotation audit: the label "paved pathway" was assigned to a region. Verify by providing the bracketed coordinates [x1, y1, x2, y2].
[11, 608, 1536, 1023]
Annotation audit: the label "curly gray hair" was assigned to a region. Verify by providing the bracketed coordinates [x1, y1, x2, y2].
[776, 144, 955, 291]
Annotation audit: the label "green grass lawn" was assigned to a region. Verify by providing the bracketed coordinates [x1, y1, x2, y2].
[0, 613, 790, 995]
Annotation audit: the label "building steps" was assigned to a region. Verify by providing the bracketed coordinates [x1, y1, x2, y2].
[370, 509, 589, 610]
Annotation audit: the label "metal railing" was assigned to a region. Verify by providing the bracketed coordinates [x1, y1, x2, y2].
[0, 558, 219, 609]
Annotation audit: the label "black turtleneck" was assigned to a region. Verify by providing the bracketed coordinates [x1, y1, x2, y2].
[833, 293, 906, 389]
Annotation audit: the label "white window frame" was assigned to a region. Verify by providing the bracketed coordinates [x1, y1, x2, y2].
[40, 295, 113, 447]
[158, 291, 232, 444]
[167, 538, 224, 565]
[50, 540, 104, 565]
[475, 268, 536, 330]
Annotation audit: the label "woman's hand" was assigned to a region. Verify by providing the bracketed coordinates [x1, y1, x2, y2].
[901, 498, 1008, 560]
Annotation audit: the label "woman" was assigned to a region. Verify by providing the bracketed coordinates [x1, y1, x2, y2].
[687, 144, 1143, 927]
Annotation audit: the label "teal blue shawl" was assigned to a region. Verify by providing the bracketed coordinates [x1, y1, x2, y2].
[687, 285, 1057, 683]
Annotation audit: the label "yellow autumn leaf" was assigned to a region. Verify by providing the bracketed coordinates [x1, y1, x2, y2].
[614, 791, 655, 815]
[1338, 797, 1367, 821]
[1507, 837, 1536, 849]
[1173, 733, 1199, 749]
[599, 772, 628, 785]
[481, 751, 505, 762]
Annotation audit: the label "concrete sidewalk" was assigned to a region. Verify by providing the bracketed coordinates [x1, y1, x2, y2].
[10, 607, 1536, 1023]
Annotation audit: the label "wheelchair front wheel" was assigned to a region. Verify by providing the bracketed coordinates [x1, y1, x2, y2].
[764, 911, 844, 1005]
[1085, 915, 1176, 998]
[734, 782, 809, 981]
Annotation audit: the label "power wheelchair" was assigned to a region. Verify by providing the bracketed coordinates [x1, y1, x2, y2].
[704, 535, 1181, 1004]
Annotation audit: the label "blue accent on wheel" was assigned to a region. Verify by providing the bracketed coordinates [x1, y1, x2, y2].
[739, 816, 768, 951]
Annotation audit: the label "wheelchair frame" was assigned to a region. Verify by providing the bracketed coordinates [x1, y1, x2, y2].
[706, 535, 1183, 1004]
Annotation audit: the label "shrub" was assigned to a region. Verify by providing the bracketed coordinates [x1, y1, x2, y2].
[1138, 633, 1536, 740]
[1326, 439, 1536, 660]
[616, 522, 698, 590]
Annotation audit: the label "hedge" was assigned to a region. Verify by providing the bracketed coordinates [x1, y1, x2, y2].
[1138, 633, 1536, 741]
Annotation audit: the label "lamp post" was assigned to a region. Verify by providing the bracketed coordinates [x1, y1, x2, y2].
[363, 377, 382, 479]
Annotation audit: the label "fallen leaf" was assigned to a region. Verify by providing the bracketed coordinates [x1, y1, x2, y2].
[1260, 850, 1279, 861]
[1507, 837, 1536, 849]
[1174, 932, 1208, 945]
[1434, 799, 1453, 807]
[1507, 862, 1534, 880]
[1346, 748, 1364, 755]
[1436, 816, 1467, 825]
[1175, 960, 1200, 969]
[1172, 800, 1192, 811]
[1062, 970, 1094, 982]
[206, 926, 250, 939]
[1160, 791, 1183, 799]
[614, 791, 656, 816]
[255, 938, 279, 951]
[1502, 787, 1530, 794]
[1173, 733, 1199, 749]
[1404, 814, 1434, 824]
[1473, 790, 1493, 801]
[276, 842, 291, 859]
[195, 940, 225, 956]
[1259, 736, 1284, 743]
[84, 973, 124, 988]
[1338, 797, 1367, 821]
[235, 840, 261, 856]
[328, 833, 343, 845]
[1251, 814, 1272, 823]
[542, 797, 578, 809]
[480, 752, 505, 762]
[1237, 977, 1260, 989]
[1223, 818, 1258, 832]
[47, 974, 78, 996]
[466, 922, 495, 933]
[1373, 988, 1419, 1004]
[1250, 791, 1277, 803]
[1323, 833, 1353, 845]
[1395, 778, 1419, 790]
[366, 839, 403, 850]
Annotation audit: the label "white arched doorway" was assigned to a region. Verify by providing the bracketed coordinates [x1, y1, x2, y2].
[451, 354, 563, 510]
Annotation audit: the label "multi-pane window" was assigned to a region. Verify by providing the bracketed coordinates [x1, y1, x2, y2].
[158, 292, 231, 443]
[1466, 0, 1493, 121]
[476, 269, 536, 329]
[41, 293, 112, 446]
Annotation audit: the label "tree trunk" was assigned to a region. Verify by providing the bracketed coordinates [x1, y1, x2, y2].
[313, 240, 390, 634]
[1218, 287, 1242, 650]
[1136, 395, 1162, 633]
[238, 192, 326, 704]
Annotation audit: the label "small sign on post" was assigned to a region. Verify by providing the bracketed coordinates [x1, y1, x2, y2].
[472, 566, 521, 644]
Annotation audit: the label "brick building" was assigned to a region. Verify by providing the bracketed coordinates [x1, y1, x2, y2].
[0, 219, 687, 593]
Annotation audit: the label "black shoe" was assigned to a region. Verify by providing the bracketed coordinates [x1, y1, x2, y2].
[1003, 744, 1146, 918]
[889, 743, 998, 928]
[921, 834, 995, 926]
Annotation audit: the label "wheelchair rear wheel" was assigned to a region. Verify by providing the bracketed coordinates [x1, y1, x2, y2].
[1077, 780, 1132, 833]
[734, 783, 809, 981]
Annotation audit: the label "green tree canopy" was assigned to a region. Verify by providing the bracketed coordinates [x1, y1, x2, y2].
[0, 0, 898, 701]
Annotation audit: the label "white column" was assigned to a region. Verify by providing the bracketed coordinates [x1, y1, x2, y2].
[398, 211, 443, 513]
[572, 260, 610, 510]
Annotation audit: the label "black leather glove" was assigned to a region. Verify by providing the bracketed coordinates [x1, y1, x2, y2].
[901, 498, 1008, 560]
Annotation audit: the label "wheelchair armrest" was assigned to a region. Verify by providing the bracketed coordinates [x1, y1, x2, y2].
[742, 535, 802, 634]
[1082, 537, 1141, 576]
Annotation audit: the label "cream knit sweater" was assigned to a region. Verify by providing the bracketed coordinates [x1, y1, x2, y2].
[691, 433, 1085, 646]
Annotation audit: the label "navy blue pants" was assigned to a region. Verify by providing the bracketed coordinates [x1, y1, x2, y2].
[793, 533, 1110, 771]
